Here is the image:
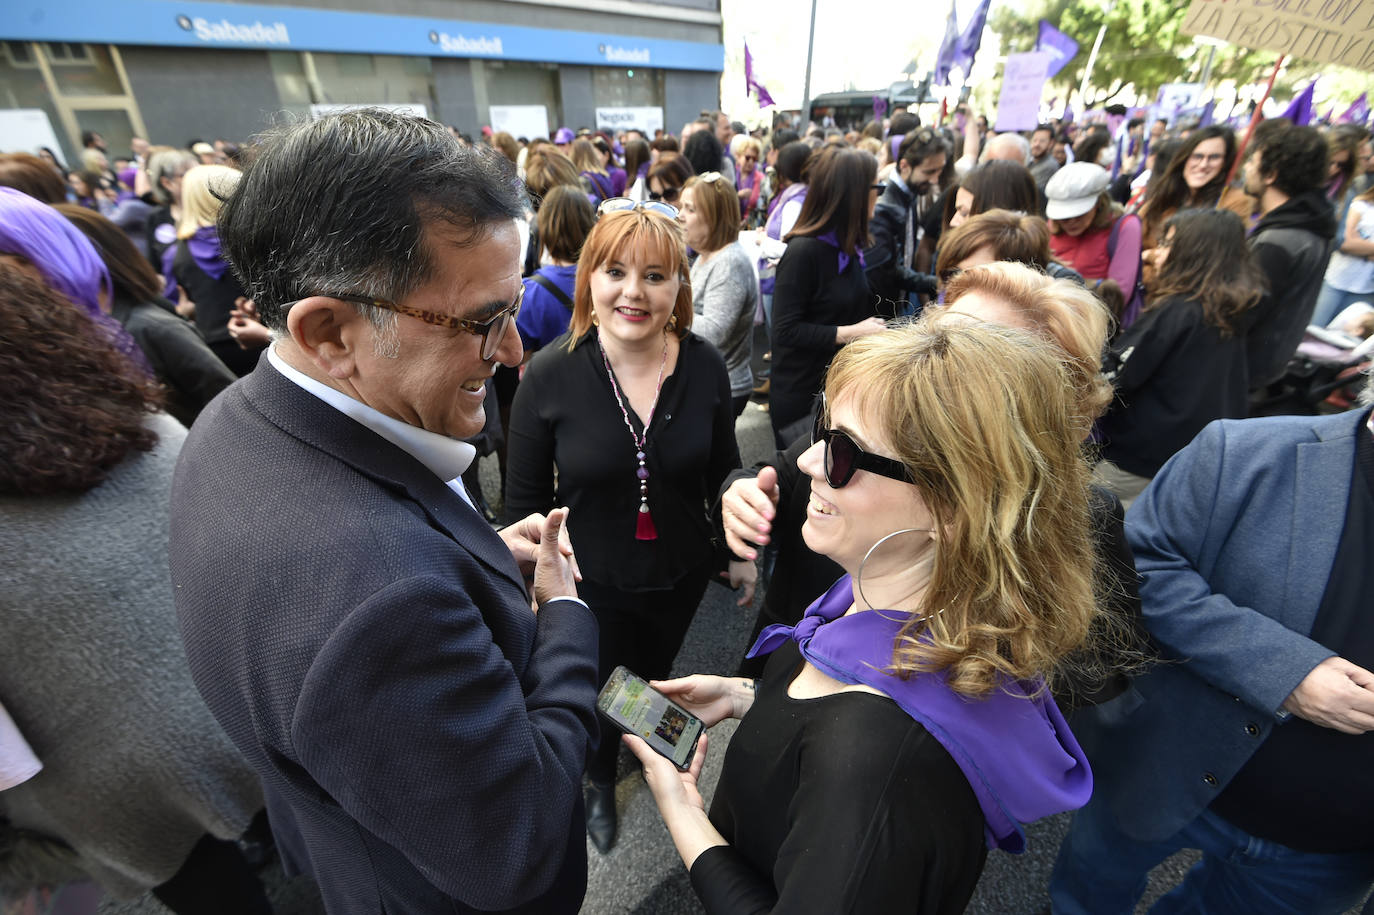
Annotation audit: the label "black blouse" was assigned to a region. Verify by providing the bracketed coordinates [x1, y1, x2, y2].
[505, 330, 741, 592]
[690, 640, 988, 914]
[769, 236, 874, 433]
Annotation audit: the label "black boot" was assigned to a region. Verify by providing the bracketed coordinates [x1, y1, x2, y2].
[585, 780, 618, 854]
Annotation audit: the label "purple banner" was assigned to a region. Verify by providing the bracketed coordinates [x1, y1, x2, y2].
[1035, 20, 1079, 79]
[1279, 81, 1315, 126]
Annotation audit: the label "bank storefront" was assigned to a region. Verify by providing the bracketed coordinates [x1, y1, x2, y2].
[2, 0, 723, 162]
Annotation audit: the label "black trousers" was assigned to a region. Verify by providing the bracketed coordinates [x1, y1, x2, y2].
[152, 833, 272, 914]
[579, 567, 713, 784]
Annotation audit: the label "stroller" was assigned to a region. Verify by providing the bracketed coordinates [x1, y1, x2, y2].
[1250, 303, 1374, 416]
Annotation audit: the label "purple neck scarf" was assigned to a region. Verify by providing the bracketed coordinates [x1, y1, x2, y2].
[815, 231, 866, 274]
[748, 575, 1093, 853]
[185, 225, 230, 281]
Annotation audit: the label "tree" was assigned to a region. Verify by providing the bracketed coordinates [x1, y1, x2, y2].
[990, 0, 1277, 106]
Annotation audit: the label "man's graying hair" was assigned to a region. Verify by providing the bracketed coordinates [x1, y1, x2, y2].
[218, 108, 526, 335]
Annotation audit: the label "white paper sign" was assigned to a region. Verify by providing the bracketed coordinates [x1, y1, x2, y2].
[0, 109, 65, 158]
[595, 107, 664, 135]
[489, 105, 551, 139]
[995, 52, 1053, 133]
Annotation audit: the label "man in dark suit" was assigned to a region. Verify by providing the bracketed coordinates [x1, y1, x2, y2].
[170, 108, 600, 914]
[1050, 388, 1374, 913]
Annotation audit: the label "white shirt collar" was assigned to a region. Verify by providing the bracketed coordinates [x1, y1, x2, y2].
[267, 344, 477, 484]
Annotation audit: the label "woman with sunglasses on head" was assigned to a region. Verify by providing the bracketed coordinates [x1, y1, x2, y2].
[504, 198, 747, 855]
[628, 316, 1100, 914]
[732, 136, 766, 227]
[769, 145, 886, 448]
[646, 152, 694, 207]
[680, 173, 760, 416]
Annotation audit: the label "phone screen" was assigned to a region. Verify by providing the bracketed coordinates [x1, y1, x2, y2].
[597, 666, 703, 770]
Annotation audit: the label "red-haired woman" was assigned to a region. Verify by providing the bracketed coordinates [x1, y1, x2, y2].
[505, 199, 748, 854]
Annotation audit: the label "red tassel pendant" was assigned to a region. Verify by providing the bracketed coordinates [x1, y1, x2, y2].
[636, 503, 658, 540]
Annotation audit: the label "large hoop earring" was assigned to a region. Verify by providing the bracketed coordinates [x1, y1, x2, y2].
[856, 527, 939, 624]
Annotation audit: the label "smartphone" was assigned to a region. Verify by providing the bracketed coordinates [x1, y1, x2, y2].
[596, 666, 704, 771]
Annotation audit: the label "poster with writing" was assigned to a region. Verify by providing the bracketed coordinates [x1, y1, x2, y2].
[595, 107, 665, 136]
[995, 51, 1052, 133]
[1182, 0, 1374, 69]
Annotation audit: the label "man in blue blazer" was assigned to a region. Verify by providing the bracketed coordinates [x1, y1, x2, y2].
[170, 109, 600, 913]
[1051, 400, 1374, 913]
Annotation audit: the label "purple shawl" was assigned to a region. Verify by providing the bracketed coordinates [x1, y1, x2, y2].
[748, 575, 1093, 853]
[163, 224, 231, 296]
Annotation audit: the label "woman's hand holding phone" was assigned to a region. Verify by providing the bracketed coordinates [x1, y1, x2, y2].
[650, 675, 756, 728]
[623, 732, 725, 870]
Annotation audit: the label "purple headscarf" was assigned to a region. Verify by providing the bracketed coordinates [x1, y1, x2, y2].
[0, 187, 150, 375]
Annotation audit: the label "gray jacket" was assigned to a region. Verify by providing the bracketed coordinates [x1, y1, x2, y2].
[0, 413, 262, 898]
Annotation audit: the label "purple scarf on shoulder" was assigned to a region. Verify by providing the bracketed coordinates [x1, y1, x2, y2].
[748, 575, 1093, 853]
[814, 230, 866, 274]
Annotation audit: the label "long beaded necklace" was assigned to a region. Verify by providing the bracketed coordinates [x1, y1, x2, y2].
[599, 333, 670, 541]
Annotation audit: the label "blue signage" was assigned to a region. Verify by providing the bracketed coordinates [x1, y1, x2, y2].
[3, 0, 724, 72]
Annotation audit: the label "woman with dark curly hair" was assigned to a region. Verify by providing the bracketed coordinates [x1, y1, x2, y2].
[0, 266, 270, 912]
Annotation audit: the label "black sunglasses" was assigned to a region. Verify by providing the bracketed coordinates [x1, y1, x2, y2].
[812, 402, 911, 488]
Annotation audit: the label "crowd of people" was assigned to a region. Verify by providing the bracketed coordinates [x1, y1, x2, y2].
[1, 98, 1371, 915]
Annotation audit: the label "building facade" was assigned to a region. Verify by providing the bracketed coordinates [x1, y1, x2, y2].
[2, 0, 723, 162]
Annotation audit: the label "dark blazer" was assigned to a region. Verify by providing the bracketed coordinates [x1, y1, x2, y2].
[169, 357, 600, 914]
[1076, 409, 1360, 842]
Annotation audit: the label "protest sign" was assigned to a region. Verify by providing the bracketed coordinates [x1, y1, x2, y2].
[995, 51, 1052, 132]
[1182, 0, 1374, 70]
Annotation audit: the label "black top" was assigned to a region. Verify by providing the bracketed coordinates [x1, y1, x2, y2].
[689, 640, 987, 914]
[144, 204, 175, 273]
[111, 293, 237, 427]
[505, 331, 741, 592]
[172, 241, 246, 346]
[1210, 414, 1374, 854]
[864, 181, 937, 310]
[1244, 190, 1338, 388]
[719, 431, 842, 679]
[769, 236, 874, 433]
[1099, 295, 1250, 478]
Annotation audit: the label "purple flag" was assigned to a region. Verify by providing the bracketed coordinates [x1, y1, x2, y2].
[744, 41, 775, 108]
[873, 96, 888, 120]
[1198, 100, 1215, 127]
[1279, 82, 1316, 126]
[953, 0, 992, 77]
[934, 1, 960, 86]
[1035, 20, 1079, 79]
[1339, 92, 1370, 125]
[1063, 103, 1074, 123]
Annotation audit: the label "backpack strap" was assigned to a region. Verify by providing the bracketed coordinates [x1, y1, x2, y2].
[530, 272, 574, 310]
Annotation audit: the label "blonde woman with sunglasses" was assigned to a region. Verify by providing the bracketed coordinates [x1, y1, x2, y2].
[627, 315, 1101, 914]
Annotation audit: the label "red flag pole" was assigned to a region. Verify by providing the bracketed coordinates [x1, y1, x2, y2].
[939, 96, 949, 126]
[1227, 55, 1285, 186]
